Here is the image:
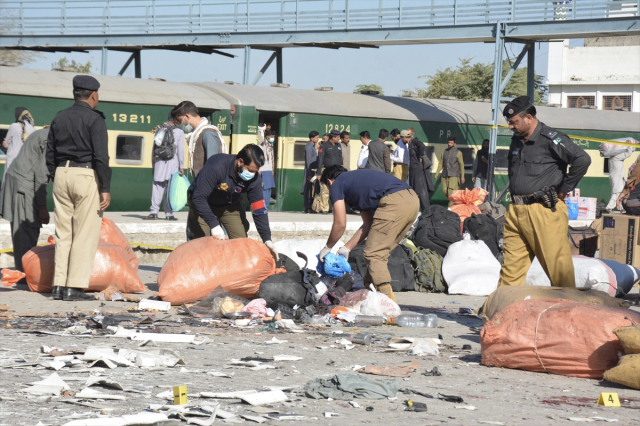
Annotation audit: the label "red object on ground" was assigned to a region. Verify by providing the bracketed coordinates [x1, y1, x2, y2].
[448, 188, 488, 223]
[481, 299, 640, 379]
[1, 269, 26, 287]
[157, 237, 276, 305]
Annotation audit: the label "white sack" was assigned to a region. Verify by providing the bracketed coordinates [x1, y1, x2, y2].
[274, 239, 344, 272]
[442, 237, 501, 296]
[525, 256, 615, 295]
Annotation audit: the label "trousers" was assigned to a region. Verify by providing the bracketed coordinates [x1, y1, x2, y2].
[10, 193, 40, 272]
[320, 182, 330, 213]
[186, 198, 250, 241]
[393, 163, 409, 182]
[150, 180, 173, 216]
[442, 176, 460, 205]
[52, 165, 102, 289]
[607, 158, 626, 210]
[363, 189, 419, 288]
[263, 188, 272, 211]
[498, 200, 575, 288]
[303, 180, 314, 212]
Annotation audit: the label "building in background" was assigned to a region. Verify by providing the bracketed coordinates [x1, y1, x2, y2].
[546, 36, 640, 112]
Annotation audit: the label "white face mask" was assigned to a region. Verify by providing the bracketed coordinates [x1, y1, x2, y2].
[268, 138, 275, 143]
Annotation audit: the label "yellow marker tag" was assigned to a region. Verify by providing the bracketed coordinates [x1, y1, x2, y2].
[597, 392, 621, 407]
[173, 385, 188, 405]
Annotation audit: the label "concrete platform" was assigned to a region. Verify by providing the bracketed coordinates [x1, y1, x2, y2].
[0, 211, 364, 267]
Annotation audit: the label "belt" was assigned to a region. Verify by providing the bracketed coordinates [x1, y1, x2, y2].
[57, 160, 92, 169]
[512, 194, 539, 205]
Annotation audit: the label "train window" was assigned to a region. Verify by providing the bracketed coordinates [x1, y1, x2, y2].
[293, 141, 307, 167]
[457, 147, 476, 171]
[495, 149, 509, 171]
[115, 135, 144, 165]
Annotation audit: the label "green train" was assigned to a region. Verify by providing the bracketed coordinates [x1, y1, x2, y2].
[1, 66, 639, 211]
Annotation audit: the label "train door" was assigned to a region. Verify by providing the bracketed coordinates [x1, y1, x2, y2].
[257, 113, 285, 211]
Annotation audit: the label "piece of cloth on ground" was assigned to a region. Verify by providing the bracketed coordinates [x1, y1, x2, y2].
[317, 253, 351, 278]
[303, 374, 399, 400]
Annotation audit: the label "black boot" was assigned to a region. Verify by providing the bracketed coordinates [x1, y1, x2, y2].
[52, 286, 63, 300]
[144, 214, 158, 220]
[62, 287, 94, 301]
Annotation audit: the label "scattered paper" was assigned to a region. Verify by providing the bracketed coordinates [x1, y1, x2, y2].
[240, 390, 288, 406]
[264, 337, 288, 345]
[131, 333, 195, 343]
[138, 299, 171, 311]
[75, 388, 127, 401]
[62, 413, 168, 426]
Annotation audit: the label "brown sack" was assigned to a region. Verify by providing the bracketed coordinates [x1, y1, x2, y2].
[22, 243, 146, 293]
[481, 299, 640, 379]
[99, 217, 138, 271]
[157, 237, 275, 305]
[603, 354, 640, 389]
[479, 285, 629, 322]
[614, 325, 640, 354]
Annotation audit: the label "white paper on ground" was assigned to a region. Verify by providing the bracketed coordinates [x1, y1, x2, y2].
[240, 414, 267, 423]
[75, 388, 127, 400]
[185, 406, 217, 426]
[207, 371, 234, 378]
[199, 390, 258, 399]
[336, 311, 359, 323]
[62, 413, 168, 426]
[273, 355, 303, 362]
[138, 299, 171, 311]
[130, 333, 195, 343]
[240, 390, 288, 406]
[264, 337, 288, 345]
[23, 372, 70, 395]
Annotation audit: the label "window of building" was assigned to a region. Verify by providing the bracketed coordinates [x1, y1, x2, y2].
[293, 141, 307, 167]
[115, 135, 144, 165]
[603, 95, 632, 111]
[567, 96, 595, 108]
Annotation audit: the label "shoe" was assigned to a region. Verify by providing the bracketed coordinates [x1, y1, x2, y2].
[62, 287, 94, 301]
[52, 286, 63, 300]
[144, 214, 158, 220]
[166, 216, 178, 221]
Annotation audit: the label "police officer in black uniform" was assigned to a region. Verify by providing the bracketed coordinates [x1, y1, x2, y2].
[46, 75, 112, 301]
[498, 96, 591, 289]
[315, 129, 343, 212]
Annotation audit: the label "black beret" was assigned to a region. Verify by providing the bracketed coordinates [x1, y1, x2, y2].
[503, 96, 532, 119]
[73, 75, 100, 91]
[329, 129, 341, 136]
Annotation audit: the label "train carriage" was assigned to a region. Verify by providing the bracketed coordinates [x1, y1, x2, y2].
[1, 66, 639, 212]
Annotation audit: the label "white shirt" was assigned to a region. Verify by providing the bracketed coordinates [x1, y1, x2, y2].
[391, 140, 409, 165]
[357, 145, 369, 169]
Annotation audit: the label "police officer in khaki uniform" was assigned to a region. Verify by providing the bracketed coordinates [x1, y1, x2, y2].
[498, 96, 591, 288]
[46, 75, 112, 301]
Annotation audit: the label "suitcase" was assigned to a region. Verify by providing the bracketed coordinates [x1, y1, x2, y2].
[567, 226, 598, 257]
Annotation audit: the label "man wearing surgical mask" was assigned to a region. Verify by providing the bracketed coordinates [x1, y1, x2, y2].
[174, 101, 226, 177]
[186, 144, 279, 261]
[258, 129, 276, 210]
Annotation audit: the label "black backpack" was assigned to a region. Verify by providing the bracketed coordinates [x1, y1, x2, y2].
[463, 213, 503, 258]
[154, 125, 176, 160]
[347, 242, 414, 292]
[413, 205, 462, 257]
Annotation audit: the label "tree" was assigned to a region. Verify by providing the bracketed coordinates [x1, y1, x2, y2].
[416, 58, 547, 104]
[353, 84, 384, 95]
[52, 57, 93, 74]
[0, 1, 42, 65]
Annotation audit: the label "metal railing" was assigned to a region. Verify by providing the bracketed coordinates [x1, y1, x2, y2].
[1, 0, 638, 36]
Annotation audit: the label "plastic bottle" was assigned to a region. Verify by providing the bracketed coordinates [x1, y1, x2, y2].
[394, 313, 427, 327]
[355, 315, 385, 326]
[424, 314, 438, 328]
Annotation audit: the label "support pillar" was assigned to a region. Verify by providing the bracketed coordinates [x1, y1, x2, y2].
[101, 47, 108, 75]
[276, 48, 283, 84]
[251, 51, 277, 85]
[243, 45, 251, 85]
[134, 50, 141, 78]
[487, 22, 504, 202]
[527, 43, 536, 102]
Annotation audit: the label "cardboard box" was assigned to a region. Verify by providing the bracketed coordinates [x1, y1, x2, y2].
[600, 214, 640, 268]
[566, 196, 597, 220]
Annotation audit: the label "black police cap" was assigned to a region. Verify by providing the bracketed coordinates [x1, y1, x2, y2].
[73, 75, 100, 92]
[503, 96, 532, 119]
[329, 129, 341, 136]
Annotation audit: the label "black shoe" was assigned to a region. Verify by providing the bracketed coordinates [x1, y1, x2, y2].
[144, 214, 158, 220]
[62, 287, 94, 301]
[52, 286, 63, 300]
[166, 216, 178, 221]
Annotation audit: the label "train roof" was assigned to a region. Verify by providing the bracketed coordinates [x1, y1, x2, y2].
[195, 82, 640, 133]
[0, 66, 230, 110]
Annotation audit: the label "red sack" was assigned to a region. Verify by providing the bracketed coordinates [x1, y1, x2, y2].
[157, 237, 276, 305]
[99, 217, 138, 271]
[22, 243, 146, 293]
[449, 188, 488, 223]
[481, 299, 640, 379]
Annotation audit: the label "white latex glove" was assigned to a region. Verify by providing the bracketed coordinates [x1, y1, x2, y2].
[319, 246, 331, 262]
[265, 240, 279, 261]
[211, 225, 227, 240]
[337, 246, 350, 259]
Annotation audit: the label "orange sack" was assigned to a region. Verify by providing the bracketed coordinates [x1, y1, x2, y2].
[22, 243, 146, 293]
[481, 299, 640, 379]
[100, 217, 138, 271]
[1, 269, 26, 287]
[449, 188, 487, 222]
[157, 237, 276, 305]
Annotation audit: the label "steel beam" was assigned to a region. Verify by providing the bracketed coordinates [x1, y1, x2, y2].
[2, 17, 636, 51]
[100, 47, 108, 75]
[527, 43, 535, 102]
[499, 42, 532, 94]
[118, 52, 136, 76]
[276, 48, 283, 84]
[243, 45, 251, 85]
[251, 51, 277, 85]
[133, 50, 141, 78]
[487, 22, 505, 203]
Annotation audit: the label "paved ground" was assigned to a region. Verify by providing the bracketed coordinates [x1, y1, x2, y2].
[1, 262, 639, 426]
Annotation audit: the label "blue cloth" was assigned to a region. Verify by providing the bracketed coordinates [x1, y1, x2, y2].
[599, 259, 640, 296]
[263, 188, 272, 210]
[317, 253, 352, 278]
[261, 170, 276, 189]
[329, 169, 410, 212]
